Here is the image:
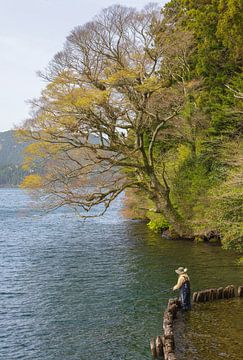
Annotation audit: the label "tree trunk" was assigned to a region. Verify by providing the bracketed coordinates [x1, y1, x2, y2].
[150, 174, 193, 238]
[156, 195, 191, 237]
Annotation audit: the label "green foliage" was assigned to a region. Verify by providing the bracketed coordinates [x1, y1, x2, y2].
[217, 0, 243, 60]
[167, 137, 242, 250]
[172, 154, 213, 220]
[204, 162, 243, 251]
[179, 0, 242, 136]
[191, 141, 243, 251]
[236, 257, 243, 266]
[152, 0, 243, 250]
[147, 211, 170, 232]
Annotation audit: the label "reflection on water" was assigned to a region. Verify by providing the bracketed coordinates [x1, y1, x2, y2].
[0, 189, 242, 360]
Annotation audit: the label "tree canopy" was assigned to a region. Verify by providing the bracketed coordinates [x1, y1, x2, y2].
[19, 1, 243, 250]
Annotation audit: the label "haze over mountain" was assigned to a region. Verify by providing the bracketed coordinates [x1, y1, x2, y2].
[0, 130, 102, 186]
[0, 130, 28, 186]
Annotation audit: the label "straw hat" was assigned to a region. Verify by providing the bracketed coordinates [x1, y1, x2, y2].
[175, 267, 188, 275]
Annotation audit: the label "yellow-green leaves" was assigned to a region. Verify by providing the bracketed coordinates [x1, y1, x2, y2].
[69, 88, 110, 108]
[105, 69, 138, 85]
[20, 174, 42, 189]
[22, 142, 65, 171]
[135, 77, 162, 93]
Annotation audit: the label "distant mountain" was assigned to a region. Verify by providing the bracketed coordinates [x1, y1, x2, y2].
[0, 130, 28, 186]
[0, 131, 25, 167]
[0, 130, 104, 186]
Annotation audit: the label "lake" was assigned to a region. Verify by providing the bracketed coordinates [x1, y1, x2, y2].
[0, 189, 242, 359]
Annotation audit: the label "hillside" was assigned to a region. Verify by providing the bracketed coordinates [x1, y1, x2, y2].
[0, 131, 26, 166]
[0, 131, 101, 187]
[0, 130, 28, 186]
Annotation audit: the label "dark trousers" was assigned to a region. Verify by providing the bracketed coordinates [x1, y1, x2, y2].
[180, 281, 191, 311]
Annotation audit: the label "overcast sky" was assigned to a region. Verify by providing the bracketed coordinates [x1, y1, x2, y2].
[0, 0, 166, 132]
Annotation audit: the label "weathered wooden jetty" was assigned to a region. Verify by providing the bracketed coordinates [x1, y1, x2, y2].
[150, 285, 243, 359]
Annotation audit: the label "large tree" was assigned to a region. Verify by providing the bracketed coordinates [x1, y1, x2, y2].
[19, 5, 195, 236]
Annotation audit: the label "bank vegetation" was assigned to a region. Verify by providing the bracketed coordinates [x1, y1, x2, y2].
[18, 0, 242, 251]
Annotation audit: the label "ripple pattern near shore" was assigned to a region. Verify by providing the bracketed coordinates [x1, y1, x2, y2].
[0, 189, 242, 360]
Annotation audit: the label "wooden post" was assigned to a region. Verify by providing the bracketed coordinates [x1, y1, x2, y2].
[228, 285, 234, 298]
[192, 292, 198, 302]
[208, 289, 213, 301]
[156, 336, 164, 359]
[164, 337, 174, 353]
[168, 304, 178, 319]
[167, 354, 177, 360]
[163, 310, 173, 330]
[161, 299, 179, 360]
[238, 286, 243, 297]
[223, 286, 230, 299]
[202, 290, 208, 302]
[212, 288, 218, 300]
[150, 337, 157, 358]
[217, 287, 223, 299]
[196, 291, 204, 302]
[204, 289, 210, 302]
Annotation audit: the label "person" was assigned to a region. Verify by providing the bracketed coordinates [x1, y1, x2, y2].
[173, 266, 191, 311]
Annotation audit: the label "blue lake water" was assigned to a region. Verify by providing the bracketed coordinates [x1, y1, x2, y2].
[0, 188, 242, 359]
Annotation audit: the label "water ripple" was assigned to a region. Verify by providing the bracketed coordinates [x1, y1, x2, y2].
[0, 189, 242, 360]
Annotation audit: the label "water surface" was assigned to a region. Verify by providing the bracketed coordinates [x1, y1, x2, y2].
[0, 189, 242, 359]
[175, 298, 243, 360]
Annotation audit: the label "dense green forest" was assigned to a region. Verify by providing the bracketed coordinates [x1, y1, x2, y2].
[126, 0, 243, 251]
[18, 0, 242, 251]
[0, 131, 30, 186]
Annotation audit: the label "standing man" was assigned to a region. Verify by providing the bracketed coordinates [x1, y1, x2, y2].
[173, 267, 191, 311]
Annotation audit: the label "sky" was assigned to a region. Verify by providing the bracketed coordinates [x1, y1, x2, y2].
[0, 0, 166, 132]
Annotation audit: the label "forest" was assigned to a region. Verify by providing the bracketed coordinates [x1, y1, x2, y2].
[0, 131, 30, 186]
[18, 0, 242, 251]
